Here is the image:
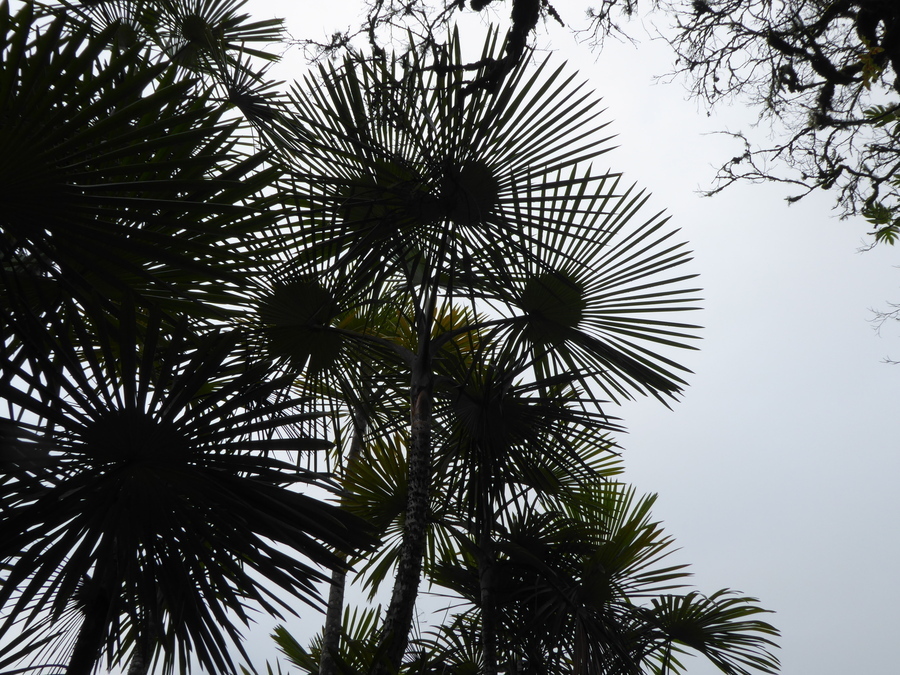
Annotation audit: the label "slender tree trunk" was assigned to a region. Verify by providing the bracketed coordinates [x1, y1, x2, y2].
[371, 357, 433, 675]
[67, 578, 110, 675]
[478, 528, 499, 675]
[126, 646, 151, 675]
[320, 406, 367, 675]
[478, 472, 499, 675]
[320, 567, 348, 675]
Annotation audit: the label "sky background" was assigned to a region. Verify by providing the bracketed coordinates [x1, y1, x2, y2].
[233, 1, 900, 673]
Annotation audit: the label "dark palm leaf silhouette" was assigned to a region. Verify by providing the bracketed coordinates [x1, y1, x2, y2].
[423, 483, 779, 675]
[0, 2, 280, 325]
[0, 301, 372, 674]
[255, 29, 704, 671]
[0, 4, 779, 674]
[271, 28, 700, 409]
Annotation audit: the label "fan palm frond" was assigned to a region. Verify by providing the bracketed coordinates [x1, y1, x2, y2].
[0, 3, 280, 323]
[494, 178, 703, 404]
[640, 590, 780, 675]
[276, 28, 615, 288]
[0, 301, 372, 674]
[263, 27, 700, 406]
[150, 0, 285, 66]
[426, 482, 778, 675]
[272, 605, 384, 675]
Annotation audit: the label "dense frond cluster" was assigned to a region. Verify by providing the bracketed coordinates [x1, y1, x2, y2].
[0, 2, 779, 674]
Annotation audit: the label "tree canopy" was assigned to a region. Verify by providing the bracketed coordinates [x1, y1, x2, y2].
[1, 1, 782, 673]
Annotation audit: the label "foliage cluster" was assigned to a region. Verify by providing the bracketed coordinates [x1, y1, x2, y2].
[2, 1, 780, 674]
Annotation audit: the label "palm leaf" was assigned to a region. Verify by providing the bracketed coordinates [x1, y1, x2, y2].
[0, 301, 372, 674]
[0, 3, 281, 323]
[641, 590, 780, 675]
[261, 27, 700, 407]
[273, 606, 383, 675]
[273, 29, 615, 290]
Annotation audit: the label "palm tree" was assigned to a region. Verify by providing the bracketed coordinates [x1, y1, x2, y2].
[421, 482, 779, 675]
[257, 27, 702, 673]
[0, 300, 372, 674]
[324, 339, 778, 675]
[266, 440, 779, 675]
[434, 361, 619, 674]
[0, 1, 286, 325]
[1, 3, 371, 672]
[1, 2, 782, 674]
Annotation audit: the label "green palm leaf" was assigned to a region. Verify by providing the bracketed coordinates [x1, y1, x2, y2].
[426, 482, 778, 675]
[38, 0, 285, 66]
[272, 606, 384, 675]
[641, 590, 780, 675]
[274, 29, 615, 286]
[434, 347, 622, 527]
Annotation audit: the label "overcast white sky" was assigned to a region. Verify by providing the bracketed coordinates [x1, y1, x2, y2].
[233, 1, 900, 673]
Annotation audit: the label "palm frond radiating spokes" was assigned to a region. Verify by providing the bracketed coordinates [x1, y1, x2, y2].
[0, 301, 372, 674]
[278, 29, 616, 286]
[267, 28, 700, 407]
[424, 482, 778, 674]
[0, 3, 281, 321]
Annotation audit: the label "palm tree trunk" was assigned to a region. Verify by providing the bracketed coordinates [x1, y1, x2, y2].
[477, 472, 499, 675]
[320, 567, 348, 675]
[371, 359, 433, 674]
[126, 647, 151, 675]
[320, 405, 367, 675]
[67, 578, 110, 675]
[478, 528, 499, 675]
